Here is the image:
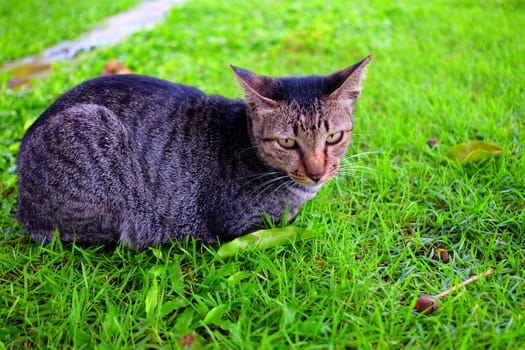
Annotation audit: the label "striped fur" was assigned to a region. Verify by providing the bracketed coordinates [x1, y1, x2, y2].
[16, 57, 370, 249]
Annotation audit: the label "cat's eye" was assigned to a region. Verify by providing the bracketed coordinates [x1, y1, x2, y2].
[277, 138, 297, 149]
[326, 131, 343, 145]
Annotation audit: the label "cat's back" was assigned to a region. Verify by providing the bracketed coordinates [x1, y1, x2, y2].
[19, 74, 216, 167]
[71, 74, 206, 103]
[29, 74, 205, 128]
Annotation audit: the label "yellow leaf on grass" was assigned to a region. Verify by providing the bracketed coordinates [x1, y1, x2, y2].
[446, 140, 504, 163]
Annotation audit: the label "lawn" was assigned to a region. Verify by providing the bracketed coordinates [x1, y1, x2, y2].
[0, 0, 142, 62]
[1, 0, 524, 349]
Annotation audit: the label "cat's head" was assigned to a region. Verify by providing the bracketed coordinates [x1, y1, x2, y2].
[232, 56, 371, 190]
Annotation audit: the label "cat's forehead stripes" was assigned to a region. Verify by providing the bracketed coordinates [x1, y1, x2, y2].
[284, 100, 329, 135]
[293, 124, 299, 136]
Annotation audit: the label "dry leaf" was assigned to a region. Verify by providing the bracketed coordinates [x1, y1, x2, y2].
[102, 60, 132, 76]
[432, 245, 450, 263]
[179, 333, 203, 350]
[427, 137, 439, 148]
[1, 60, 51, 90]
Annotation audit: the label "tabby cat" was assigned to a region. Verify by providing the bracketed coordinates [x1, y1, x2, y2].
[16, 56, 371, 249]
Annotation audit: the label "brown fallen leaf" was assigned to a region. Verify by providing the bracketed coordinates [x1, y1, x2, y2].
[405, 226, 415, 235]
[432, 244, 450, 264]
[427, 137, 439, 149]
[179, 333, 194, 348]
[7, 77, 34, 90]
[1, 60, 51, 90]
[179, 332, 203, 350]
[102, 60, 132, 76]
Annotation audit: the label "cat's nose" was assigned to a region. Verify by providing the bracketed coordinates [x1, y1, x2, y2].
[307, 170, 325, 183]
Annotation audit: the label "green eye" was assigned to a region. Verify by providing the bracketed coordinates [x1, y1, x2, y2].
[326, 131, 343, 145]
[277, 138, 297, 149]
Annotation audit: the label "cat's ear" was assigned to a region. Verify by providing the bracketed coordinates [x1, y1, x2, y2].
[230, 65, 281, 107]
[324, 55, 372, 101]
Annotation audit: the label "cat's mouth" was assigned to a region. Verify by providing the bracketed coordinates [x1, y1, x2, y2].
[288, 171, 330, 192]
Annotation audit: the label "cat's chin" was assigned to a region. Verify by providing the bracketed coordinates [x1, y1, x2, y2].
[293, 182, 325, 194]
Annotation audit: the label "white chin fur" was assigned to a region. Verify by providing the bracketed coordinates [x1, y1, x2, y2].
[296, 182, 324, 194]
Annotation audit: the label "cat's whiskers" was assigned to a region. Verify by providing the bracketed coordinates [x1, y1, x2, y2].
[333, 151, 380, 183]
[274, 178, 296, 194]
[238, 171, 281, 181]
[338, 165, 373, 173]
[238, 171, 285, 189]
[249, 175, 290, 196]
[265, 182, 296, 208]
[336, 166, 374, 181]
[238, 144, 261, 156]
[248, 175, 291, 205]
[337, 150, 380, 175]
[257, 178, 296, 207]
[343, 150, 382, 161]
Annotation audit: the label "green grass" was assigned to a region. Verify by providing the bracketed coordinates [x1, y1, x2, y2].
[0, 0, 141, 62]
[1, 0, 524, 348]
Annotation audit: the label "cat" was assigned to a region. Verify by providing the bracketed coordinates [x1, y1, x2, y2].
[16, 55, 371, 249]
